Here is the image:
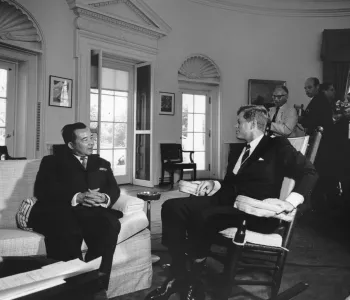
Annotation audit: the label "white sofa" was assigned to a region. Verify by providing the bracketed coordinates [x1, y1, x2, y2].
[0, 159, 152, 298]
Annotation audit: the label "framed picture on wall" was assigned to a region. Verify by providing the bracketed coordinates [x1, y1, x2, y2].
[248, 79, 286, 106]
[159, 92, 175, 115]
[49, 75, 73, 108]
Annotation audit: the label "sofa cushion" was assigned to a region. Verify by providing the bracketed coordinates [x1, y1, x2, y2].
[0, 209, 148, 256]
[16, 197, 37, 231]
[112, 194, 145, 215]
[0, 159, 41, 228]
[0, 229, 46, 256]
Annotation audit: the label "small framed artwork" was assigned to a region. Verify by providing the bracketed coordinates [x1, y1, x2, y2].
[49, 75, 73, 108]
[159, 92, 175, 115]
[248, 79, 286, 106]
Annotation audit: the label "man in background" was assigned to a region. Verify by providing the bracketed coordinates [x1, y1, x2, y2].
[267, 85, 298, 137]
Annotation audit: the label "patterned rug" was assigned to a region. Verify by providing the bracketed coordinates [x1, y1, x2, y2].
[114, 191, 350, 300]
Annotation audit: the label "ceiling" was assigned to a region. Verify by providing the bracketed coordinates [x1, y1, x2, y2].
[189, 0, 350, 17]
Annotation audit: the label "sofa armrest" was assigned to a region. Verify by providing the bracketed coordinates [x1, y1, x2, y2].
[111, 194, 145, 215]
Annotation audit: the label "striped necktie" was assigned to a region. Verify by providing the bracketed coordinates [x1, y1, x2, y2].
[80, 156, 87, 169]
[241, 144, 251, 166]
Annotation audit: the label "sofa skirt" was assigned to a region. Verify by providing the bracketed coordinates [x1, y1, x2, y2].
[108, 228, 152, 298]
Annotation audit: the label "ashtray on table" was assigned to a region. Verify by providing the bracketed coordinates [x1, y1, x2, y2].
[137, 191, 161, 201]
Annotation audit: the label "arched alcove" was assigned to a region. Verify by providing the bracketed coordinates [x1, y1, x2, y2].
[178, 54, 221, 84]
[177, 54, 223, 179]
[0, 0, 43, 51]
[0, 0, 45, 158]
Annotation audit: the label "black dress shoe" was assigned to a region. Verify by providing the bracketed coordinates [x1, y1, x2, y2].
[145, 277, 187, 300]
[92, 289, 108, 300]
[180, 282, 205, 300]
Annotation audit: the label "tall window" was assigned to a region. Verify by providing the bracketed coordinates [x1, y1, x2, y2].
[90, 67, 129, 176]
[0, 69, 7, 145]
[182, 93, 206, 170]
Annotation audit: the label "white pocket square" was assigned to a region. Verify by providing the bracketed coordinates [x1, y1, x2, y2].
[99, 168, 107, 171]
[258, 157, 264, 161]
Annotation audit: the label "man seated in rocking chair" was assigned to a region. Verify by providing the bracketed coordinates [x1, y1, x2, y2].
[145, 105, 318, 300]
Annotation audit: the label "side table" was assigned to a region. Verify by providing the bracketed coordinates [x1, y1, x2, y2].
[137, 191, 162, 264]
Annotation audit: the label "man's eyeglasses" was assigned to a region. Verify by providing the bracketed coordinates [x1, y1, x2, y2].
[272, 94, 287, 99]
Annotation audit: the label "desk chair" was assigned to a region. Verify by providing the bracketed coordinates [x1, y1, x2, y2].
[0, 146, 26, 160]
[160, 143, 196, 187]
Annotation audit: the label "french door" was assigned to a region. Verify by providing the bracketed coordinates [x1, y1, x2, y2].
[90, 51, 133, 184]
[0, 60, 16, 154]
[181, 91, 211, 179]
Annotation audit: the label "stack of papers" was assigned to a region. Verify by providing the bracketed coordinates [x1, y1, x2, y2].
[0, 257, 102, 300]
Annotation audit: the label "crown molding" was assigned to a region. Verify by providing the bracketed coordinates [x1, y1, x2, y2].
[66, 0, 171, 39]
[188, 0, 350, 17]
[0, 0, 44, 50]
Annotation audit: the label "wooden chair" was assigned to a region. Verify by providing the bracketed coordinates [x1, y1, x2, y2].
[214, 129, 323, 300]
[0, 146, 26, 160]
[160, 143, 196, 187]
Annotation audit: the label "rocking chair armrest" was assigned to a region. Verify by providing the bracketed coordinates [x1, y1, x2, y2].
[233, 219, 247, 244]
[182, 150, 195, 163]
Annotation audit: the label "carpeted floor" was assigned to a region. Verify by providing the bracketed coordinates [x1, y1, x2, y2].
[113, 190, 350, 300]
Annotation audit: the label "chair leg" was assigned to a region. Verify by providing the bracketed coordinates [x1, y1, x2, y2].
[180, 169, 184, 181]
[170, 170, 175, 188]
[160, 167, 165, 185]
[220, 243, 244, 300]
[270, 251, 288, 299]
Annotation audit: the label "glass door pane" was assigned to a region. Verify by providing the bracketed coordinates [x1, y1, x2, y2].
[89, 50, 133, 184]
[0, 61, 15, 154]
[182, 92, 211, 178]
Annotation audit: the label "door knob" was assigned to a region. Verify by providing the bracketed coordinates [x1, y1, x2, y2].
[6, 134, 11, 138]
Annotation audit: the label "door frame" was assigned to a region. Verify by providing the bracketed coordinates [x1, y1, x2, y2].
[179, 82, 220, 179]
[101, 59, 134, 184]
[0, 60, 16, 154]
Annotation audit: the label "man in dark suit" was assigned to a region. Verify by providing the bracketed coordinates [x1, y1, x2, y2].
[300, 77, 334, 135]
[146, 105, 318, 300]
[29, 122, 122, 299]
[300, 78, 338, 209]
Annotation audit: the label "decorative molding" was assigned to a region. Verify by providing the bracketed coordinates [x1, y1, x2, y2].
[0, 0, 43, 45]
[178, 54, 221, 84]
[66, 0, 171, 39]
[88, 0, 155, 27]
[188, 0, 350, 17]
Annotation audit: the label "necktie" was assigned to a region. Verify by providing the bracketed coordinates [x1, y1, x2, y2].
[271, 107, 280, 123]
[241, 144, 251, 166]
[80, 156, 87, 169]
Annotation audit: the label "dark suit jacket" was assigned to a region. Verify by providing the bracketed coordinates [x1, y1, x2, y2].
[33, 148, 120, 210]
[218, 136, 318, 204]
[300, 93, 337, 176]
[300, 93, 334, 136]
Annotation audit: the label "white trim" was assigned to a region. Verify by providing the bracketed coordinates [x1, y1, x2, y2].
[189, 0, 350, 17]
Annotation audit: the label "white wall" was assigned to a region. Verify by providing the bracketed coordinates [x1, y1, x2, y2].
[146, 0, 350, 145]
[17, 0, 76, 145]
[12, 0, 350, 181]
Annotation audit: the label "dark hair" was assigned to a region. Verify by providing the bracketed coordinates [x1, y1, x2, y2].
[61, 122, 87, 145]
[275, 85, 289, 94]
[308, 77, 320, 87]
[237, 105, 268, 132]
[319, 82, 334, 92]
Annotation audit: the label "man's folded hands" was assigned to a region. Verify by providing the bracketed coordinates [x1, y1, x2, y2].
[262, 198, 295, 214]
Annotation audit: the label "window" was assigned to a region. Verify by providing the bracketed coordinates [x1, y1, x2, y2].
[182, 93, 207, 170]
[0, 68, 7, 145]
[90, 67, 129, 176]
